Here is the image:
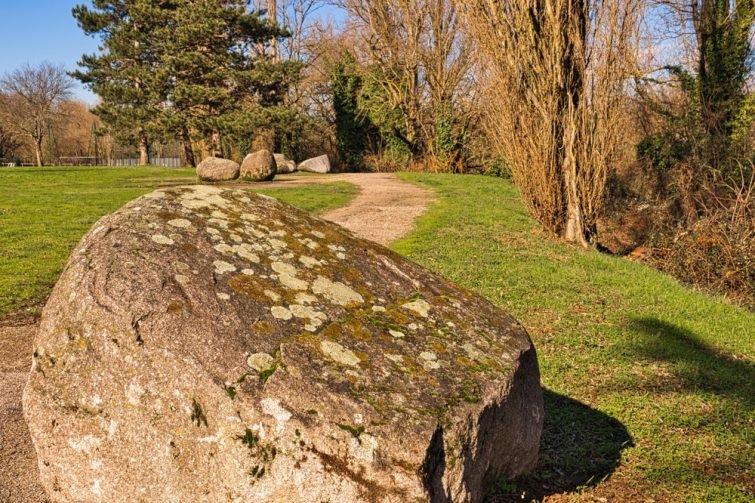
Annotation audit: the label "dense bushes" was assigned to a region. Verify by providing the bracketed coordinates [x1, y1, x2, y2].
[606, 152, 754, 306]
[646, 172, 753, 307]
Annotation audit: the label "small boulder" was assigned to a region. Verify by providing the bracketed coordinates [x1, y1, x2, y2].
[24, 186, 543, 502]
[274, 153, 297, 174]
[298, 154, 330, 174]
[196, 156, 239, 182]
[240, 149, 277, 181]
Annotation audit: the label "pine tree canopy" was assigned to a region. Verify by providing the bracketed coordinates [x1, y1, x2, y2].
[72, 0, 303, 158]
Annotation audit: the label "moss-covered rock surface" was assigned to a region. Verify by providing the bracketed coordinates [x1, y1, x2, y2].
[24, 185, 543, 502]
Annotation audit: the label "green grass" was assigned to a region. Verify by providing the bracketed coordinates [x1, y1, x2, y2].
[1, 167, 752, 500]
[0, 167, 357, 319]
[0, 166, 194, 318]
[393, 173, 753, 501]
[256, 181, 359, 215]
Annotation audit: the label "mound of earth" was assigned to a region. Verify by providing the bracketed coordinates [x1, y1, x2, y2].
[24, 185, 543, 502]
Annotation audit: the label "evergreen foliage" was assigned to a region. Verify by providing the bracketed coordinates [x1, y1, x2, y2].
[72, 1, 172, 162]
[433, 102, 457, 170]
[657, 0, 755, 171]
[698, 0, 754, 155]
[72, 0, 303, 164]
[331, 52, 368, 170]
[357, 66, 412, 165]
[637, 1, 753, 183]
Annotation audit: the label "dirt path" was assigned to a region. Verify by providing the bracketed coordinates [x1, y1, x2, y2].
[243, 172, 433, 246]
[0, 324, 47, 502]
[0, 172, 432, 501]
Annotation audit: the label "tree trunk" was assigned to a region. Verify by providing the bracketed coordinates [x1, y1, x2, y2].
[563, 157, 588, 247]
[559, 0, 589, 247]
[211, 130, 222, 158]
[34, 136, 44, 167]
[139, 135, 150, 165]
[268, 0, 278, 61]
[180, 126, 196, 167]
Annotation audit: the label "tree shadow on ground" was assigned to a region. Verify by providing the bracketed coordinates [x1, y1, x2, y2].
[487, 389, 633, 502]
[621, 317, 754, 408]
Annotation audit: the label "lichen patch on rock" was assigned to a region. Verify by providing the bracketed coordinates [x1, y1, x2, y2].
[321, 340, 361, 367]
[247, 353, 275, 372]
[271, 306, 293, 320]
[312, 276, 364, 306]
[213, 260, 236, 275]
[401, 299, 431, 317]
[168, 218, 192, 229]
[151, 234, 174, 245]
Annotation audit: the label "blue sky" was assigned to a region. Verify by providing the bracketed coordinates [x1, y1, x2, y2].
[0, 1, 345, 105]
[0, 1, 100, 103]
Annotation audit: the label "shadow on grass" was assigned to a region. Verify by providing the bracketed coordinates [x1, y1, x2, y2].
[488, 389, 633, 502]
[626, 317, 754, 408]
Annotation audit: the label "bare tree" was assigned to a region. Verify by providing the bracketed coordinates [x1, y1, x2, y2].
[0, 62, 74, 166]
[337, 0, 474, 166]
[421, 0, 474, 170]
[269, 0, 279, 60]
[278, 0, 326, 63]
[466, 0, 642, 246]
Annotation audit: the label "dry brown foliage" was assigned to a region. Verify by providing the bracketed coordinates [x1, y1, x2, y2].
[52, 101, 98, 158]
[465, 0, 641, 245]
[648, 164, 754, 307]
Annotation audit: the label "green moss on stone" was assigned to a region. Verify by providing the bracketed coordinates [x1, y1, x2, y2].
[190, 398, 208, 427]
[225, 385, 237, 400]
[337, 423, 365, 438]
[238, 428, 259, 449]
[258, 362, 278, 383]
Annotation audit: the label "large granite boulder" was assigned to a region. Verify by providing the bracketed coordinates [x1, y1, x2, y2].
[24, 186, 543, 502]
[274, 153, 297, 174]
[196, 157, 239, 182]
[240, 149, 277, 182]
[298, 154, 330, 173]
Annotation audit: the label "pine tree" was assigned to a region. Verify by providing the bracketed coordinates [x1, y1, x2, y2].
[72, 1, 174, 165]
[73, 1, 303, 166]
[158, 0, 301, 162]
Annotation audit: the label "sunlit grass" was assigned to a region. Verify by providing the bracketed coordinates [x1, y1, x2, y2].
[255, 181, 358, 215]
[0, 167, 751, 500]
[393, 173, 753, 501]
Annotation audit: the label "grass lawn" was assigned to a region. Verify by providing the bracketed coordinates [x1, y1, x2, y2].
[0, 166, 356, 319]
[0, 167, 751, 500]
[255, 181, 359, 214]
[393, 173, 753, 501]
